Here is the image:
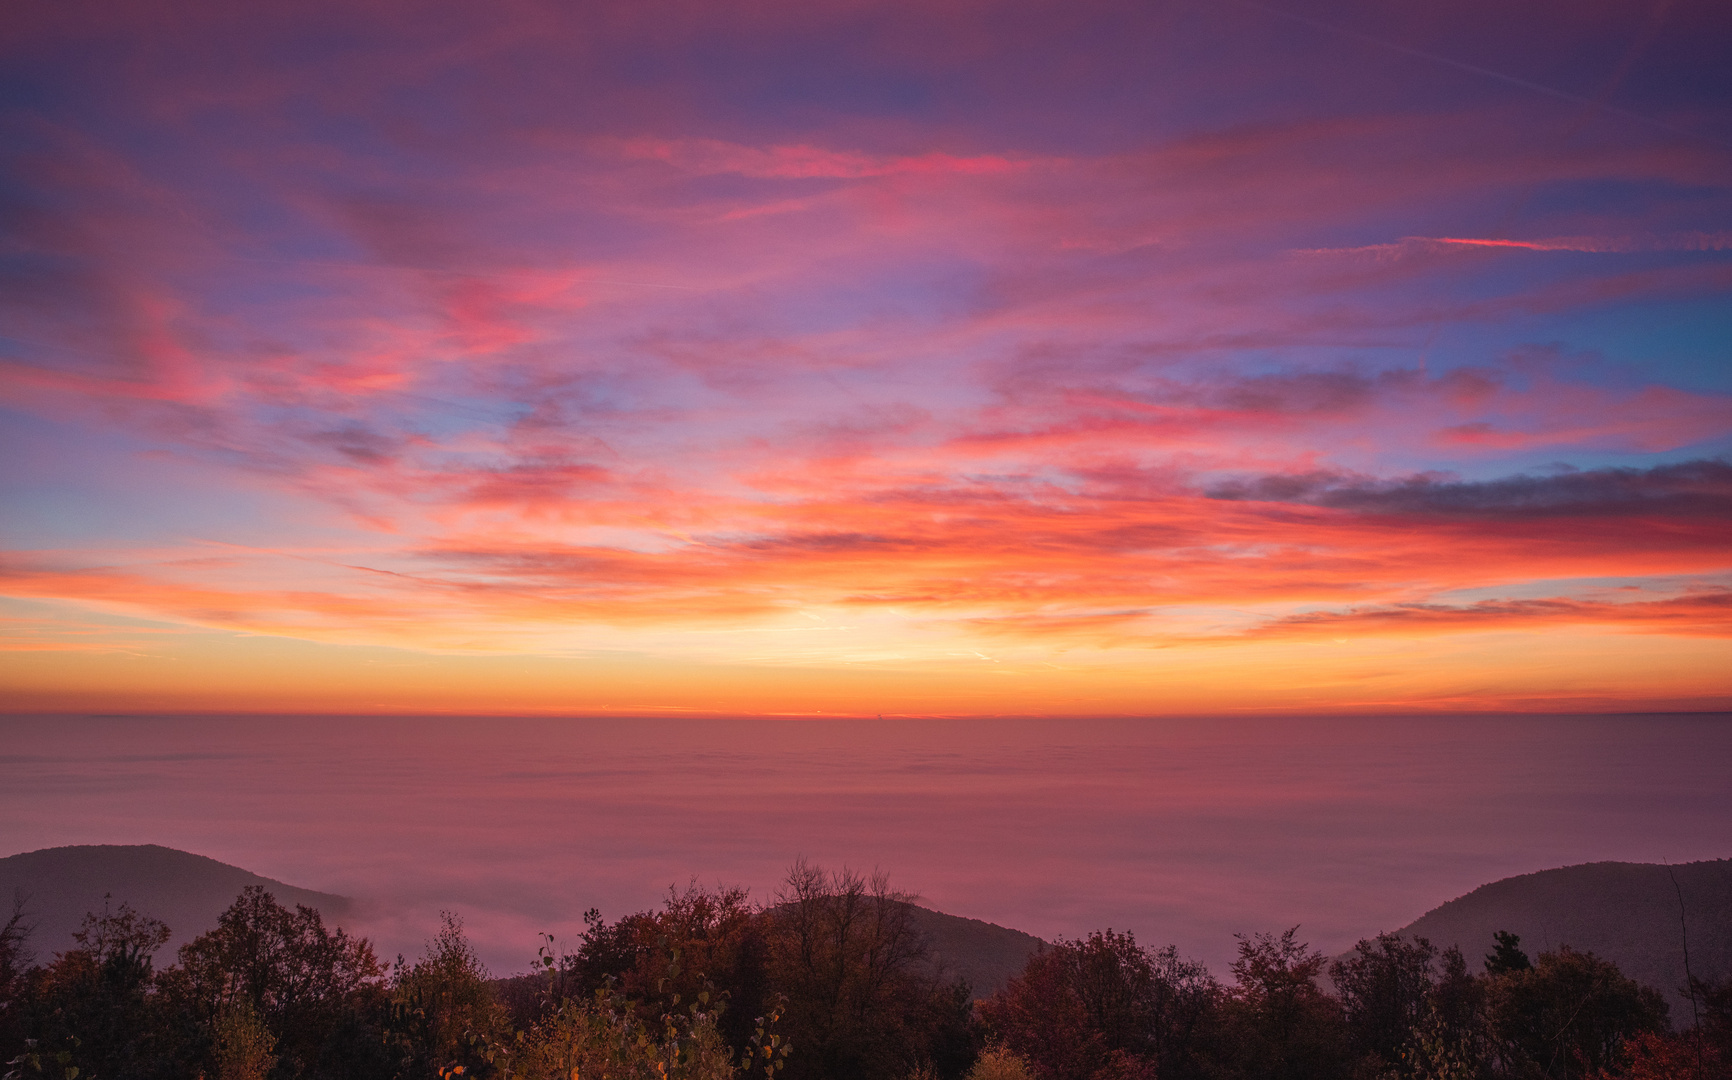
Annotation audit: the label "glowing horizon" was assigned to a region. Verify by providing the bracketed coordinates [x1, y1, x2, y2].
[3, 0, 1729, 715]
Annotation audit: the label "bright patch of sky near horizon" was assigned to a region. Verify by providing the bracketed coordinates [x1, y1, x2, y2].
[3, 714, 1730, 980]
[2, 0, 1732, 712]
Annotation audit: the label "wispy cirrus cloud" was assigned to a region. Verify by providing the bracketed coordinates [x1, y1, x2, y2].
[3, 0, 1731, 710]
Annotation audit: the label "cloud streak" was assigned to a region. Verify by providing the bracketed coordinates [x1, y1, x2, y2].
[1226, 591, 1732, 642]
[1304, 233, 1732, 257]
[1207, 460, 1732, 520]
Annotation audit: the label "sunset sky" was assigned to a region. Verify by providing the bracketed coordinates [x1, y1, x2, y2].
[3, 0, 1730, 716]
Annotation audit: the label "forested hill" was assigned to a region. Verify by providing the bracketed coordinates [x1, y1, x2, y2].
[8, 844, 1728, 1015]
[0, 844, 1043, 995]
[902, 903, 1045, 997]
[0, 844, 352, 959]
[1372, 858, 1732, 1017]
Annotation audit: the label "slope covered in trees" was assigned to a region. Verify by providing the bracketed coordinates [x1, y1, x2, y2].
[7, 877, 1727, 1080]
[979, 924, 1725, 1080]
[0, 846, 351, 958]
[1365, 859, 1732, 1018]
[901, 906, 1045, 1000]
[0, 847, 1041, 1004]
[3, 847, 1731, 1079]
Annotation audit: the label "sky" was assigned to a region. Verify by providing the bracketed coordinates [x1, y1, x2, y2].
[2, 0, 1730, 716]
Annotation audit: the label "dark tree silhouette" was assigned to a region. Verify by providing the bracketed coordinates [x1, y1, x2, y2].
[1483, 945, 1668, 1080]
[1330, 932, 1438, 1073]
[1486, 931, 1533, 976]
[979, 929, 1219, 1080]
[565, 882, 772, 1055]
[16, 899, 173, 1078]
[0, 893, 33, 1050]
[766, 860, 965, 1080]
[1222, 928, 1348, 1080]
[164, 885, 389, 1079]
[385, 911, 511, 1077]
[1, 870, 1709, 1080]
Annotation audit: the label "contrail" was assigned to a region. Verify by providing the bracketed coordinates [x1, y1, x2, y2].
[1227, 0, 1726, 147]
[1296, 231, 1732, 255]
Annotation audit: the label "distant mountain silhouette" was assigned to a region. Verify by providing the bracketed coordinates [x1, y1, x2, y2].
[903, 903, 1046, 998]
[1342, 859, 1732, 1018]
[8, 844, 1724, 1021]
[0, 844, 1043, 997]
[0, 844, 352, 960]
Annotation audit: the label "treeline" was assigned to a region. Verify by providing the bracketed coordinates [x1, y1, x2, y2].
[1, 862, 1728, 1080]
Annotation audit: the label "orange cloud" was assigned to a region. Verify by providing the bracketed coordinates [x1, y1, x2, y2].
[1223, 591, 1732, 643]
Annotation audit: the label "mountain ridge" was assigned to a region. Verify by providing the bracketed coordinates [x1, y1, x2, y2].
[6, 844, 1727, 1015]
[1342, 858, 1732, 1019]
[0, 844, 353, 961]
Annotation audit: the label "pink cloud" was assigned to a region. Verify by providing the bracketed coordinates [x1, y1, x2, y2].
[603, 137, 1034, 180]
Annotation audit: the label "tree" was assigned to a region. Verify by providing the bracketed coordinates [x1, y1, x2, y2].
[0, 895, 32, 989]
[979, 938, 1103, 1080]
[1694, 976, 1732, 1064]
[1330, 932, 1438, 1074]
[1483, 946, 1668, 1080]
[213, 997, 278, 1080]
[1402, 946, 1489, 1080]
[10, 898, 176, 1079]
[1428, 946, 1484, 1043]
[765, 861, 958, 1080]
[1221, 928, 1348, 1080]
[979, 931, 1219, 1080]
[1597, 1028, 1727, 1080]
[386, 912, 511, 1077]
[167, 886, 388, 1079]
[566, 883, 772, 1057]
[551, 864, 963, 1080]
[481, 981, 756, 1080]
[965, 1046, 1034, 1080]
[0, 894, 33, 1053]
[901, 974, 980, 1080]
[1485, 932, 1532, 977]
[1142, 945, 1221, 1080]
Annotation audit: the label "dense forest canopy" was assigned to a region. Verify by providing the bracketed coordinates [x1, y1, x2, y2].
[1, 863, 1727, 1080]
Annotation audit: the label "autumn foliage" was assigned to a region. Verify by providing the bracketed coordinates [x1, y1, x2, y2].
[0, 873, 1724, 1080]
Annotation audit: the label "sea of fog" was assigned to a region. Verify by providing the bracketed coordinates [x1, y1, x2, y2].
[2, 714, 1729, 980]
